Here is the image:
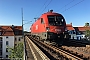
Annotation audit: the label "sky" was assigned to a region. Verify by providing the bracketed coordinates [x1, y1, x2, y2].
[0, 0, 90, 31]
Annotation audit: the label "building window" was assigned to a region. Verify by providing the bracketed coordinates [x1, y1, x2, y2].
[15, 38, 17, 41]
[15, 31, 18, 35]
[0, 32, 1, 35]
[0, 51, 2, 56]
[41, 18, 44, 24]
[6, 48, 8, 52]
[6, 41, 9, 45]
[0, 37, 2, 41]
[6, 36, 8, 39]
[6, 55, 8, 58]
[0, 44, 2, 48]
[19, 38, 20, 41]
[0, 52, 2, 58]
[15, 44, 17, 46]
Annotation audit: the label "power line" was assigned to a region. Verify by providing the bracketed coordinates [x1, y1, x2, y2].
[40, 0, 52, 15]
[23, 21, 32, 25]
[61, 0, 85, 13]
[34, 0, 52, 21]
[35, 0, 48, 17]
[57, 0, 75, 12]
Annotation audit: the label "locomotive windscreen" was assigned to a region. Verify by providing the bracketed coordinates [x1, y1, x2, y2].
[48, 16, 64, 26]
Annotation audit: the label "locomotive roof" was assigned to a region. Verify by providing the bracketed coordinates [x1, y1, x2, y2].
[41, 10, 62, 16]
[34, 10, 63, 22]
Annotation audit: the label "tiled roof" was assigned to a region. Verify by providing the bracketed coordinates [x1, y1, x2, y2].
[0, 25, 22, 36]
[66, 24, 75, 30]
[0, 26, 14, 36]
[1, 26, 13, 31]
[13, 26, 22, 30]
[2, 31, 14, 36]
[75, 27, 90, 31]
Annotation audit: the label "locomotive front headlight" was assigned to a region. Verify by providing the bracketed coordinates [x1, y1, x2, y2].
[46, 27, 50, 31]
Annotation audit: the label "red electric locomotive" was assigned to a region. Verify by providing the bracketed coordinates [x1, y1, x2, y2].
[30, 10, 70, 45]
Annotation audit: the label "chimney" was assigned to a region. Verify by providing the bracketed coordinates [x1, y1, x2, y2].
[12, 25, 14, 28]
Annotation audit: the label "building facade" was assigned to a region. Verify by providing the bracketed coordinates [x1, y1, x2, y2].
[0, 25, 22, 58]
[66, 23, 77, 39]
[74, 26, 90, 40]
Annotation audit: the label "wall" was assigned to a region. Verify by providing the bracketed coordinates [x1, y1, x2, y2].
[2, 36, 14, 58]
[14, 36, 23, 44]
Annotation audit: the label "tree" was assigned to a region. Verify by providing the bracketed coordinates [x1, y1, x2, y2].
[85, 23, 89, 27]
[8, 42, 24, 59]
[85, 30, 90, 36]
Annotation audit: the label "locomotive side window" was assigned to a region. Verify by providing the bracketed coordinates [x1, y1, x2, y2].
[48, 16, 55, 25]
[48, 16, 64, 26]
[41, 18, 44, 24]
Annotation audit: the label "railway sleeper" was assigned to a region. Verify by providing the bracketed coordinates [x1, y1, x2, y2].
[61, 46, 90, 59]
[28, 36, 83, 60]
[42, 45, 58, 59]
[59, 53, 69, 60]
[54, 52, 67, 60]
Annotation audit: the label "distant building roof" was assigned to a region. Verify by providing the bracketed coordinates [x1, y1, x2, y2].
[66, 23, 75, 30]
[0, 26, 13, 31]
[0, 25, 22, 36]
[74, 26, 90, 31]
[12, 26, 22, 35]
[0, 26, 14, 36]
[13, 26, 22, 30]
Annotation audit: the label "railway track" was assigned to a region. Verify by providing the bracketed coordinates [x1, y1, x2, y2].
[61, 46, 90, 59]
[25, 36, 50, 60]
[27, 35, 90, 60]
[25, 37, 34, 60]
[26, 35, 90, 60]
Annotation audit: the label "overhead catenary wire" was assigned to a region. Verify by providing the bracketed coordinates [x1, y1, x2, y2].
[24, 26, 30, 32]
[57, 0, 75, 12]
[61, 0, 85, 13]
[34, 0, 52, 21]
[40, 0, 52, 15]
[23, 21, 32, 25]
[35, 0, 48, 17]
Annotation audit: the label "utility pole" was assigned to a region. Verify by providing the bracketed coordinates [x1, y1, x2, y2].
[21, 8, 26, 60]
[21, 8, 24, 38]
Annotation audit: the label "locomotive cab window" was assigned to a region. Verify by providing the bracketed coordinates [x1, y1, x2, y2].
[48, 16, 65, 26]
[48, 16, 55, 25]
[41, 18, 44, 24]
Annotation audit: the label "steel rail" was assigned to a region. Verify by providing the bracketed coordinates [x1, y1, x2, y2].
[26, 36, 50, 60]
[28, 36, 83, 60]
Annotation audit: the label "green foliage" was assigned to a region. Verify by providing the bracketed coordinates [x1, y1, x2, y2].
[8, 42, 24, 59]
[85, 30, 90, 37]
[85, 23, 89, 27]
